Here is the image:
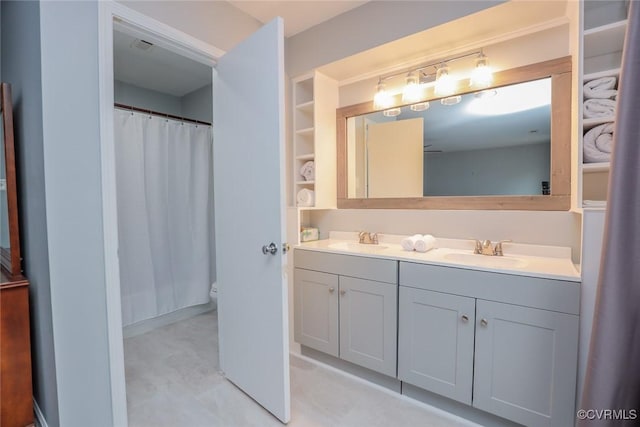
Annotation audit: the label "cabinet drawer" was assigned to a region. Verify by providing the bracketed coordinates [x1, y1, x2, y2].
[295, 249, 397, 284]
[399, 262, 579, 315]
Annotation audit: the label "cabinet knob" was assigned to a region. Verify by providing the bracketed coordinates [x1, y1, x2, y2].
[329, 287, 335, 293]
[461, 314, 469, 323]
[480, 318, 488, 327]
[340, 290, 346, 296]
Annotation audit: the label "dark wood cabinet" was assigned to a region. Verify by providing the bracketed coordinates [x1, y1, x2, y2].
[0, 274, 33, 427]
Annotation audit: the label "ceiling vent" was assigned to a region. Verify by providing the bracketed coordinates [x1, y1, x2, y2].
[131, 39, 154, 51]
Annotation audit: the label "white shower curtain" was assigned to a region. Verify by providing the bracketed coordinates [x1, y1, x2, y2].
[114, 109, 213, 326]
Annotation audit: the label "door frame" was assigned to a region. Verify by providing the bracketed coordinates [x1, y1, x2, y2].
[97, 2, 224, 424]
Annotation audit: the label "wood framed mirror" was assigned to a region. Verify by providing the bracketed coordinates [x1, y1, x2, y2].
[1, 82, 22, 277]
[336, 56, 572, 210]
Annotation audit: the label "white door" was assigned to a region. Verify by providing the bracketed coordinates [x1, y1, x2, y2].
[367, 118, 424, 198]
[213, 18, 290, 422]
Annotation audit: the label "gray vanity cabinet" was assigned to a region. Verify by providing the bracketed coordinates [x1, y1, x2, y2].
[399, 261, 580, 427]
[398, 287, 475, 405]
[473, 300, 579, 427]
[293, 249, 398, 377]
[294, 268, 339, 356]
[339, 276, 397, 377]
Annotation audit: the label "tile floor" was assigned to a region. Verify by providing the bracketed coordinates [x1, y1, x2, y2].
[124, 311, 477, 427]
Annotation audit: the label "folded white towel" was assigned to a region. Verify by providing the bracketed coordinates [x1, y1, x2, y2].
[296, 188, 315, 207]
[401, 234, 423, 251]
[584, 98, 616, 118]
[584, 77, 617, 99]
[299, 161, 315, 181]
[414, 235, 437, 253]
[583, 122, 614, 163]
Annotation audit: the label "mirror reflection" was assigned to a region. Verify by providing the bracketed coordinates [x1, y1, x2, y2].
[347, 78, 552, 198]
[0, 116, 8, 255]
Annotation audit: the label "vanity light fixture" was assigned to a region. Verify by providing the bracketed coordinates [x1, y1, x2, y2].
[401, 71, 422, 103]
[434, 63, 456, 97]
[470, 51, 493, 88]
[371, 49, 493, 110]
[440, 95, 462, 106]
[382, 107, 401, 117]
[410, 101, 430, 112]
[373, 79, 394, 110]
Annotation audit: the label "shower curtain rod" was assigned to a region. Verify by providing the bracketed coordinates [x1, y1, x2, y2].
[114, 102, 212, 126]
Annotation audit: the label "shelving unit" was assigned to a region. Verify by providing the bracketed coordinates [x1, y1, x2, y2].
[579, 0, 629, 208]
[292, 71, 339, 209]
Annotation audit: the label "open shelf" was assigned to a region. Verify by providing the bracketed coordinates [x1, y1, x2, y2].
[584, 20, 627, 59]
[583, 162, 610, 173]
[584, 68, 621, 81]
[296, 127, 314, 136]
[296, 100, 314, 113]
[296, 153, 315, 161]
[295, 180, 315, 185]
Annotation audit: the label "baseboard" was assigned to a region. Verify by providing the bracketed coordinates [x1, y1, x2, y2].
[33, 398, 49, 427]
[123, 302, 215, 338]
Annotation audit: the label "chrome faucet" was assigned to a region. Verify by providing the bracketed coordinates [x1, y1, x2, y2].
[473, 239, 511, 256]
[359, 231, 379, 245]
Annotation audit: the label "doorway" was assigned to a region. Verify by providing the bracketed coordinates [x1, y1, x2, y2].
[98, 4, 290, 425]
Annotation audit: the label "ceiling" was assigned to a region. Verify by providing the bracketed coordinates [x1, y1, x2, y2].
[228, 1, 369, 37]
[113, 30, 212, 97]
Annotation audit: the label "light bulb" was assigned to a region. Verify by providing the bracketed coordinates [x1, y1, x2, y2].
[402, 71, 422, 103]
[434, 64, 456, 97]
[470, 53, 493, 88]
[373, 80, 393, 110]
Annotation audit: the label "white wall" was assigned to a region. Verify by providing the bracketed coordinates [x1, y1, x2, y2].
[425, 143, 551, 196]
[285, 0, 504, 77]
[181, 84, 213, 123]
[338, 24, 571, 107]
[39, 2, 114, 425]
[114, 79, 182, 116]
[1, 2, 60, 425]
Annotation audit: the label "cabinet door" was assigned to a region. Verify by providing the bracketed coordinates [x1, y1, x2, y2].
[398, 287, 475, 405]
[294, 268, 339, 356]
[473, 300, 579, 427]
[339, 276, 397, 377]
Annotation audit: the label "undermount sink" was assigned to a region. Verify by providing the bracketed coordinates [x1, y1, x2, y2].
[328, 242, 389, 253]
[443, 252, 528, 269]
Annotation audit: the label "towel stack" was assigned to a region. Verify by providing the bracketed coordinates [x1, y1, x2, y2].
[583, 76, 618, 163]
[296, 188, 315, 207]
[401, 234, 437, 253]
[299, 161, 315, 181]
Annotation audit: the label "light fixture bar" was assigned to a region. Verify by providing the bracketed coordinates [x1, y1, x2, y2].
[376, 49, 483, 83]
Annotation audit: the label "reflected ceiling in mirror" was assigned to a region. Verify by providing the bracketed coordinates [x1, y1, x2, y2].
[347, 78, 552, 198]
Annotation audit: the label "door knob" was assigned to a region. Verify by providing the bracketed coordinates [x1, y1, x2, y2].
[480, 318, 488, 327]
[461, 314, 469, 323]
[282, 243, 291, 254]
[329, 287, 335, 293]
[340, 290, 346, 296]
[261, 242, 278, 255]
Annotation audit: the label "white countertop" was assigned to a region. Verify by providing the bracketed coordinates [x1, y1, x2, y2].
[296, 232, 580, 282]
